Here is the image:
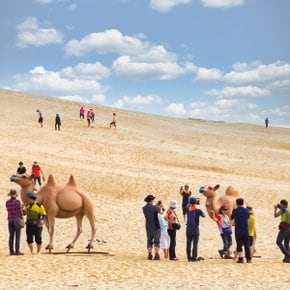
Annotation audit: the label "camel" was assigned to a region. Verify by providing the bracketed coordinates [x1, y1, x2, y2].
[199, 184, 240, 220]
[10, 174, 96, 253]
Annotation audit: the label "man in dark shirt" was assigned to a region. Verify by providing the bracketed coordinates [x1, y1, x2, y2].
[231, 198, 251, 263]
[186, 197, 205, 261]
[17, 162, 26, 175]
[143, 194, 161, 260]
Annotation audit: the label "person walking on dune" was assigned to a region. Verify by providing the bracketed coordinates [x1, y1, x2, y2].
[31, 161, 45, 187]
[36, 110, 43, 127]
[110, 113, 117, 129]
[265, 117, 269, 128]
[86, 110, 91, 127]
[80, 107, 85, 120]
[17, 161, 26, 175]
[55, 113, 61, 130]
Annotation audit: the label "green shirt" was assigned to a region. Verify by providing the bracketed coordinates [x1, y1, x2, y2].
[24, 203, 46, 223]
[277, 207, 290, 223]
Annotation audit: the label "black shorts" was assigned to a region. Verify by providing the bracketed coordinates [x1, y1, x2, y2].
[26, 223, 43, 245]
[38, 117, 43, 124]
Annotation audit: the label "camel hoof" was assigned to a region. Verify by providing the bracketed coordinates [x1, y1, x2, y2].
[86, 244, 93, 252]
[45, 245, 54, 254]
[66, 244, 74, 252]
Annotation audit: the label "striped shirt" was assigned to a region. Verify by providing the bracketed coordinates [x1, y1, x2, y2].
[6, 198, 24, 223]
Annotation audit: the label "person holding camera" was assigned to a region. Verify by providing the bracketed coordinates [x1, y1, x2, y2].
[143, 194, 161, 260]
[186, 197, 205, 262]
[179, 185, 191, 222]
[274, 199, 290, 263]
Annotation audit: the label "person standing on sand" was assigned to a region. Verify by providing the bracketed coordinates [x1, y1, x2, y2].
[6, 189, 24, 255]
[80, 107, 85, 120]
[55, 113, 61, 130]
[143, 194, 161, 260]
[36, 110, 43, 127]
[31, 161, 45, 187]
[156, 200, 170, 259]
[231, 198, 251, 263]
[86, 110, 91, 127]
[180, 185, 191, 222]
[166, 200, 180, 261]
[17, 161, 26, 175]
[110, 113, 117, 129]
[265, 117, 269, 128]
[247, 206, 257, 259]
[274, 199, 290, 263]
[24, 192, 46, 254]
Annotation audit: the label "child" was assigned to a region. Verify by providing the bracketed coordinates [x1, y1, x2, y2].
[156, 201, 170, 259]
[247, 206, 257, 258]
[212, 206, 232, 259]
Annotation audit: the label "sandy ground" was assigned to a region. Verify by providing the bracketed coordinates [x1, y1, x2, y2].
[0, 88, 289, 289]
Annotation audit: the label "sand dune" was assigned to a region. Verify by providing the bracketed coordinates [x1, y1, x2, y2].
[0, 89, 289, 289]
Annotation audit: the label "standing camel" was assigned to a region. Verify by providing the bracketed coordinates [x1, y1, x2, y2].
[10, 174, 96, 253]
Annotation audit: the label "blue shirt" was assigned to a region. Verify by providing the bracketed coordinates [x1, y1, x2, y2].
[231, 207, 249, 235]
[143, 204, 160, 233]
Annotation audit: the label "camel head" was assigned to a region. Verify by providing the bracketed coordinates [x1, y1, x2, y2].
[199, 184, 220, 198]
[10, 174, 35, 189]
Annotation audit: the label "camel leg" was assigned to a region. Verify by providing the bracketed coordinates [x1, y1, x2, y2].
[66, 213, 83, 252]
[86, 214, 96, 252]
[45, 215, 55, 254]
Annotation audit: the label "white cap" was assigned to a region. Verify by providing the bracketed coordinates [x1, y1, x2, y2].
[169, 199, 177, 209]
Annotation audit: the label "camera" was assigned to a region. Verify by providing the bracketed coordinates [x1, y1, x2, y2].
[196, 198, 200, 205]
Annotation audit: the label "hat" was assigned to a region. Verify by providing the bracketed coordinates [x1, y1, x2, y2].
[169, 199, 177, 208]
[26, 191, 37, 199]
[144, 194, 155, 203]
[189, 197, 197, 204]
[8, 189, 17, 197]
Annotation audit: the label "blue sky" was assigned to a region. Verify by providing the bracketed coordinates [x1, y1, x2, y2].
[1, 0, 290, 127]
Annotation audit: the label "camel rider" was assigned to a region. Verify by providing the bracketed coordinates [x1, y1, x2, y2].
[24, 192, 46, 254]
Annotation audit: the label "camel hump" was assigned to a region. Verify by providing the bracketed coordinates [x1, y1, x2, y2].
[225, 186, 239, 197]
[46, 175, 56, 186]
[67, 175, 77, 187]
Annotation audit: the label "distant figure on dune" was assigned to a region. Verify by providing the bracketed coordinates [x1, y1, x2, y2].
[17, 161, 26, 175]
[80, 107, 85, 120]
[180, 184, 191, 222]
[36, 109, 43, 127]
[110, 113, 116, 129]
[55, 113, 61, 130]
[265, 117, 269, 128]
[86, 110, 91, 127]
[31, 161, 45, 187]
[90, 108, 95, 122]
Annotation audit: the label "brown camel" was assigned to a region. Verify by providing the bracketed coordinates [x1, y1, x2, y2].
[199, 184, 240, 220]
[10, 174, 96, 253]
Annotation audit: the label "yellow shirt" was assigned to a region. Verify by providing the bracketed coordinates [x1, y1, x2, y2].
[248, 214, 256, 237]
[24, 202, 46, 223]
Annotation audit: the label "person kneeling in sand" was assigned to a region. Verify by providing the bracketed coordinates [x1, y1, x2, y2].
[143, 194, 161, 260]
[156, 201, 170, 259]
[24, 192, 47, 254]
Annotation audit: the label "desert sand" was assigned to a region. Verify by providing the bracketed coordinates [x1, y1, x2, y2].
[0, 88, 289, 289]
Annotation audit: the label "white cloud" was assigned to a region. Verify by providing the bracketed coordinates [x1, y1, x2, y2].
[65, 29, 147, 56]
[224, 61, 290, 87]
[68, 3, 78, 11]
[58, 95, 91, 103]
[264, 105, 290, 117]
[194, 67, 223, 82]
[60, 62, 110, 80]
[112, 56, 192, 80]
[150, 0, 192, 12]
[214, 98, 239, 109]
[114, 95, 163, 108]
[166, 103, 186, 115]
[35, 0, 54, 3]
[92, 94, 106, 104]
[205, 86, 271, 98]
[200, 0, 244, 8]
[16, 17, 63, 48]
[13, 66, 105, 96]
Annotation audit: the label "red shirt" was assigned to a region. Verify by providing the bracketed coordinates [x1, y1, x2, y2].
[32, 165, 41, 177]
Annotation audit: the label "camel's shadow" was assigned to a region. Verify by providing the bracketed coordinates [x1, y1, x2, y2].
[50, 251, 114, 256]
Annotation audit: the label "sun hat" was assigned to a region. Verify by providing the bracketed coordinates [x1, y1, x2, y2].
[26, 191, 37, 199]
[189, 197, 197, 204]
[169, 199, 177, 209]
[144, 194, 155, 203]
[8, 189, 18, 197]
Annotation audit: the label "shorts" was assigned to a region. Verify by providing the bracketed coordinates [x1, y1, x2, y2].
[26, 223, 43, 245]
[160, 230, 170, 249]
[146, 229, 161, 248]
[38, 117, 43, 124]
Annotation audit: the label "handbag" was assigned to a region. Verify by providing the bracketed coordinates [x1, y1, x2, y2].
[172, 222, 181, 230]
[14, 217, 25, 229]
